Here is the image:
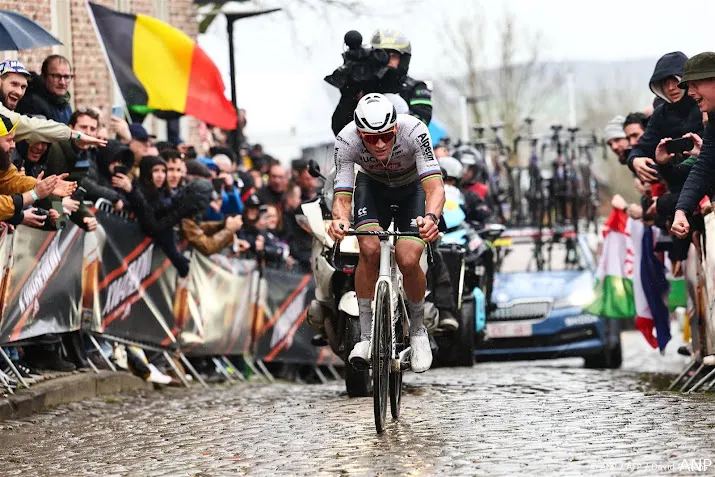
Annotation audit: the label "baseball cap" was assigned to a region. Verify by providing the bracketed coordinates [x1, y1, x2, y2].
[0, 59, 30, 78]
[128, 123, 156, 142]
[678, 52, 715, 89]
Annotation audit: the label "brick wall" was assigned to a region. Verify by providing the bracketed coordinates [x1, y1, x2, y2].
[0, 0, 200, 141]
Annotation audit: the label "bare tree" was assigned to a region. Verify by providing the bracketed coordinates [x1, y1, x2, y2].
[440, 2, 487, 127]
[438, 4, 563, 155]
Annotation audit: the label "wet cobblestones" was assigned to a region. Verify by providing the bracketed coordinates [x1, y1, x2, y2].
[0, 332, 713, 476]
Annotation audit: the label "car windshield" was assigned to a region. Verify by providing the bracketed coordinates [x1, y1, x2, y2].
[496, 237, 590, 273]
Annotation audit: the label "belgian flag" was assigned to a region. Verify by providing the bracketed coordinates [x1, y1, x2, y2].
[87, 2, 237, 130]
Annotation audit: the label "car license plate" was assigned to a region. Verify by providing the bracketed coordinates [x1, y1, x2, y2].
[486, 321, 533, 338]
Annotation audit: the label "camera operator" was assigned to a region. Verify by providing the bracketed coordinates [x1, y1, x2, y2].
[329, 28, 432, 136]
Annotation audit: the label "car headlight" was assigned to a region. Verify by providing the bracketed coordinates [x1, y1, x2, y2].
[554, 288, 596, 309]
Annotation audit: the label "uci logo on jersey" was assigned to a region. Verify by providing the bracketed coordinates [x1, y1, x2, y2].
[417, 133, 435, 161]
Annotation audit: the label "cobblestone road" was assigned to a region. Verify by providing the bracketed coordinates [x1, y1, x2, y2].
[1, 331, 714, 477]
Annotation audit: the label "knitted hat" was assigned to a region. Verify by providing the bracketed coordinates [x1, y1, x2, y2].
[604, 115, 626, 142]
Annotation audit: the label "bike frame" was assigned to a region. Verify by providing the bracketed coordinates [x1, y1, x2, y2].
[370, 236, 400, 369]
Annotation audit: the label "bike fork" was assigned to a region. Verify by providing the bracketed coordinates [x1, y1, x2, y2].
[370, 237, 397, 366]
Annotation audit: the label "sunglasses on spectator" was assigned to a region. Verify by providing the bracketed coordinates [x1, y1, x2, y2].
[47, 73, 74, 82]
[360, 127, 397, 146]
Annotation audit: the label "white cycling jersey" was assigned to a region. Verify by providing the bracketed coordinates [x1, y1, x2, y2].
[333, 114, 442, 196]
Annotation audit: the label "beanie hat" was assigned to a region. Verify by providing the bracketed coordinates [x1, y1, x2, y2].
[604, 115, 626, 142]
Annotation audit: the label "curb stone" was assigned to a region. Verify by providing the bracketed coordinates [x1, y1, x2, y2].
[0, 370, 153, 421]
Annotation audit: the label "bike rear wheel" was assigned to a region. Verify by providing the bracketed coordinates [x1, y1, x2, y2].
[373, 281, 391, 433]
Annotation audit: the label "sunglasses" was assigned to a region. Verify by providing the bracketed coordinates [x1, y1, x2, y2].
[360, 127, 396, 146]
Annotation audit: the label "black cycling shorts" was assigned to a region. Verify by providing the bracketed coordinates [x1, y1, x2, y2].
[353, 172, 425, 240]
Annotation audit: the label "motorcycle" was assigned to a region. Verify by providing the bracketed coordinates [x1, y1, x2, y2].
[433, 184, 505, 366]
[294, 160, 370, 397]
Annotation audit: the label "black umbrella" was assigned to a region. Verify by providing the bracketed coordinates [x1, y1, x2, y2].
[0, 10, 62, 51]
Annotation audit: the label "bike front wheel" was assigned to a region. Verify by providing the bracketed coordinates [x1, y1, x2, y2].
[389, 296, 407, 418]
[373, 281, 391, 433]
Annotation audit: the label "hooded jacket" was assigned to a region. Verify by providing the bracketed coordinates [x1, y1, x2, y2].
[16, 72, 73, 124]
[130, 175, 214, 236]
[627, 52, 704, 173]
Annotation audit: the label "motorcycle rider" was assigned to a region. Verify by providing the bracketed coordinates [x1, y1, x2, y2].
[439, 156, 494, 223]
[331, 29, 432, 136]
[329, 93, 445, 373]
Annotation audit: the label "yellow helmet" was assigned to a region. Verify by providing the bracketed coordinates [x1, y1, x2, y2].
[370, 28, 411, 55]
[0, 112, 17, 137]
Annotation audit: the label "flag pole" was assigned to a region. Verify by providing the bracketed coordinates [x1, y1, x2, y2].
[85, 1, 131, 120]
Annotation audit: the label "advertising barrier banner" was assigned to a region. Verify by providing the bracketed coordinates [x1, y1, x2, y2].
[0, 225, 84, 343]
[180, 252, 257, 356]
[253, 268, 342, 365]
[92, 210, 178, 348]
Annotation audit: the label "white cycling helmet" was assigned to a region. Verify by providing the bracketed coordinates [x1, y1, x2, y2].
[439, 156, 464, 181]
[354, 93, 397, 134]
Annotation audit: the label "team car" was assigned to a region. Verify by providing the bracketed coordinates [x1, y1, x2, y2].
[475, 227, 622, 368]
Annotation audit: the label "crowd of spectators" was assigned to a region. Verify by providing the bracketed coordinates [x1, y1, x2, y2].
[0, 54, 318, 387]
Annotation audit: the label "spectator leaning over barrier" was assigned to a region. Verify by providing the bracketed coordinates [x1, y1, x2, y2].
[84, 139, 133, 211]
[0, 112, 76, 225]
[16, 55, 73, 124]
[672, 52, 715, 239]
[604, 115, 629, 163]
[628, 52, 704, 184]
[622, 113, 651, 197]
[43, 109, 101, 232]
[115, 155, 191, 276]
[0, 59, 106, 149]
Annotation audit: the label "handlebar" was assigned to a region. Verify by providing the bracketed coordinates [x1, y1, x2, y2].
[331, 226, 434, 266]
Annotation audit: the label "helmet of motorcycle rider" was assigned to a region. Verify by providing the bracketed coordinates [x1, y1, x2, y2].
[370, 28, 411, 76]
[439, 156, 464, 182]
[383, 93, 409, 114]
[354, 93, 398, 134]
[454, 145, 488, 183]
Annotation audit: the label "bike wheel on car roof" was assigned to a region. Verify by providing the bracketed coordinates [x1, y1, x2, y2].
[373, 281, 391, 433]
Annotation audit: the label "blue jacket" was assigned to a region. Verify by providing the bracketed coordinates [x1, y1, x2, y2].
[204, 185, 243, 221]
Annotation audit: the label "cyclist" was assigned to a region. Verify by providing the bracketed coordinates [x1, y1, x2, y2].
[328, 93, 445, 373]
